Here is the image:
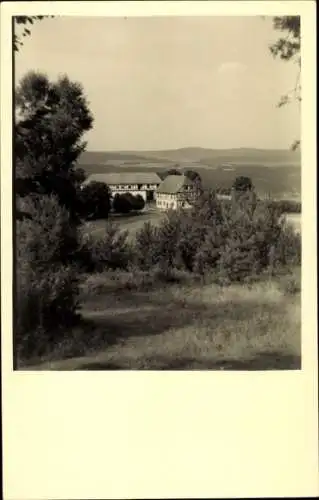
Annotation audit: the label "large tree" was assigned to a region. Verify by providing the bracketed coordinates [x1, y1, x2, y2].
[269, 16, 301, 150]
[15, 71, 93, 221]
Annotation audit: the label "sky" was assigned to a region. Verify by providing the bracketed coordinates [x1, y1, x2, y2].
[15, 16, 301, 151]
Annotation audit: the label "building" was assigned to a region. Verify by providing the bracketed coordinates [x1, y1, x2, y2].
[81, 172, 162, 201]
[156, 174, 197, 211]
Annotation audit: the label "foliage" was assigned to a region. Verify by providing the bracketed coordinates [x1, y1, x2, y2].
[270, 16, 301, 63]
[113, 192, 145, 214]
[184, 169, 203, 196]
[163, 169, 182, 178]
[131, 194, 145, 211]
[16, 194, 81, 360]
[15, 71, 93, 222]
[267, 199, 301, 215]
[131, 190, 301, 283]
[134, 222, 160, 270]
[232, 175, 253, 192]
[269, 16, 301, 151]
[78, 181, 111, 220]
[16, 262, 80, 360]
[13, 16, 54, 52]
[71, 167, 87, 187]
[216, 187, 232, 196]
[113, 193, 131, 214]
[184, 170, 201, 183]
[156, 210, 184, 269]
[78, 222, 132, 272]
[16, 194, 79, 265]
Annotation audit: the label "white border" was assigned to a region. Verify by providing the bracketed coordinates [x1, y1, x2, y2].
[1, 2, 318, 499]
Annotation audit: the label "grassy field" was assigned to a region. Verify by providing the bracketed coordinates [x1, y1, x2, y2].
[82, 208, 166, 241]
[22, 269, 301, 370]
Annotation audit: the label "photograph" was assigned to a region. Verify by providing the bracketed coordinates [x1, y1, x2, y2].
[13, 14, 302, 371]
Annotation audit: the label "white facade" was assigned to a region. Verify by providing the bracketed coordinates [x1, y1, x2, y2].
[108, 183, 159, 201]
[156, 189, 195, 211]
[82, 173, 161, 202]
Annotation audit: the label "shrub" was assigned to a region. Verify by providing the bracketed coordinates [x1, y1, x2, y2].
[138, 189, 301, 283]
[216, 187, 232, 196]
[131, 194, 145, 211]
[15, 195, 81, 361]
[134, 221, 160, 270]
[113, 192, 133, 214]
[268, 220, 301, 271]
[78, 221, 132, 272]
[269, 199, 301, 215]
[232, 175, 253, 192]
[113, 192, 145, 214]
[16, 194, 79, 266]
[162, 169, 182, 178]
[78, 181, 111, 220]
[156, 210, 184, 268]
[278, 268, 301, 295]
[16, 262, 80, 360]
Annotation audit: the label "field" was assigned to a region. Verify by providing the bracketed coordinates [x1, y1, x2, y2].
[23, 269, 301, 370]
[78, 147, 301, 200]
[82, 207, 166, 241]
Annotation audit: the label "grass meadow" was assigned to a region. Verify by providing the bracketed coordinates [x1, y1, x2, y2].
[22, 267, 301, 370]
[82, 207, 166, 241]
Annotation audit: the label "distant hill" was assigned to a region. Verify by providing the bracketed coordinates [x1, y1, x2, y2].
[78, 147, 300, 167]
[79, 151, 170, 165]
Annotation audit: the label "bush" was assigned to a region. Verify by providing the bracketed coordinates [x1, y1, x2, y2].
[156, 210, 184, 268]
[232, 175, 253, 192]
[113, 192, 145, 214]
[78, 181, 111, 220]
[131, 194, 145, 211]
[268, 221, 301, 271]
[16, 262, 80, 360]
[134, 221, 160, 270]
[113, 193, 131, 214]
[16, 194, 81, 361]
[268, 199, 301, 215]
[278, 268, 301, 295]
[135, 190, 301, 283]
[78, 221, 132, 272]
[162, 169, 182, 178]
[16, 194, 79, 266]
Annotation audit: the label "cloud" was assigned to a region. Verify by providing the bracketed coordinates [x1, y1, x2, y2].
[217, 61, 247, 75]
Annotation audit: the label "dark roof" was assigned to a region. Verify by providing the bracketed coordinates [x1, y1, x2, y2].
[82, 172, 161, 186]
[157, 175, 194, 194]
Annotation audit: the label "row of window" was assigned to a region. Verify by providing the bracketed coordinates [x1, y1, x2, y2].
[110, 184, 158, 190]
[157, 200, 176, 209]
[157, 199, 186, 209]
